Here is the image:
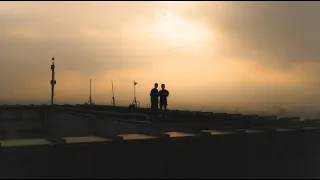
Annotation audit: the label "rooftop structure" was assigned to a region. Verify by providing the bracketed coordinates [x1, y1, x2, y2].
[0, 104, 320, 178]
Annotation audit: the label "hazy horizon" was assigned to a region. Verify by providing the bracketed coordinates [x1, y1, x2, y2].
[2, 1, 320, 116]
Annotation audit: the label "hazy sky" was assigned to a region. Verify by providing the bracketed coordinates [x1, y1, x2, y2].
[1, 1, 320, 112]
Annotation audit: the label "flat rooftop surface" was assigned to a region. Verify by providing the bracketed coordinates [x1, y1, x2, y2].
[63, 136, 111, 143]
[119, 134, 158, 140]
[0, 139, 52, 147]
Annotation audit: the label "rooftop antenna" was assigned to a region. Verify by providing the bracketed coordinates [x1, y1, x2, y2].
[89, 79, 93, 105]
[111, 80, 116, 107]
[50, 56, 56, 106]
[131, 81, 139, 108]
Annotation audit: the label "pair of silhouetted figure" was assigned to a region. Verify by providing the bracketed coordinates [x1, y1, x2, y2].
[150, 83, 169, 112]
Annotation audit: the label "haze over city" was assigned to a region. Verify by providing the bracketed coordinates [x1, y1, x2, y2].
[1, 1, 320, 116]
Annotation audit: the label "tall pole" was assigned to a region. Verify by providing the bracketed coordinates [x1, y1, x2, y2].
[89, 79, 92, 105]
[50, 56, 56, 106]
[111, 80, 115, 107]
[133, 81, 137, 107]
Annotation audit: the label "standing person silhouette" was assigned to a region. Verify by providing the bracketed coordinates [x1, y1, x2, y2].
[159, 84, 169, 117]
[150, 83, 159, 111]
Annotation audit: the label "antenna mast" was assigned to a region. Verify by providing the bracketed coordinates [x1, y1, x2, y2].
[50, 56, 56, 106]
[111, 80, 116, 107]
[89, 79, 93, 105]
[131, 81, 139, 108]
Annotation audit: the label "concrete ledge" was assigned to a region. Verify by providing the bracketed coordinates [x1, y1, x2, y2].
[94, 133, 124, 141]
[44, 136, 66, 144]
[165, 132, 197, 138]
[2, 129, 320, 178]
[202, 130, 234, 136]
[171, 129, 212, 136]
[0, 139, 52, 148]
[118, 134, 159, 141]
[62, 136, 111, 144]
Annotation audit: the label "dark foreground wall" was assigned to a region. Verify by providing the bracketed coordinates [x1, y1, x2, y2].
[1, 105, 320, 178]
[0, 106, 47, 140]
[1, 129, 320, 178]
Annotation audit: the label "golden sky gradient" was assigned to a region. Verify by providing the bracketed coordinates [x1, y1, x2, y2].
[1, 1, 320, 113]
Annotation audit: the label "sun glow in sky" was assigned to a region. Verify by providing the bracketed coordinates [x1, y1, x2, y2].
[151, 10, 211, 45]
[166, 10, 172, 19]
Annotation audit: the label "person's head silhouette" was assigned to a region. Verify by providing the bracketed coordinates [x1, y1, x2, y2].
[161, 84, 165, 89]
[154, 83, 158, 88]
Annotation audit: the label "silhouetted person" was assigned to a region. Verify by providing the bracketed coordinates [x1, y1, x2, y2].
[159, 84, 169, 115]
[150, 83, 159, 110]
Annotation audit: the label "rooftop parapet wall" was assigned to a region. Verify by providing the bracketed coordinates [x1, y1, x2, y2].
[44, 109, 96, 138]
[1, 128, 320, 178]
[0, 106, 48, 140]
[0, 104, 319, 141]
